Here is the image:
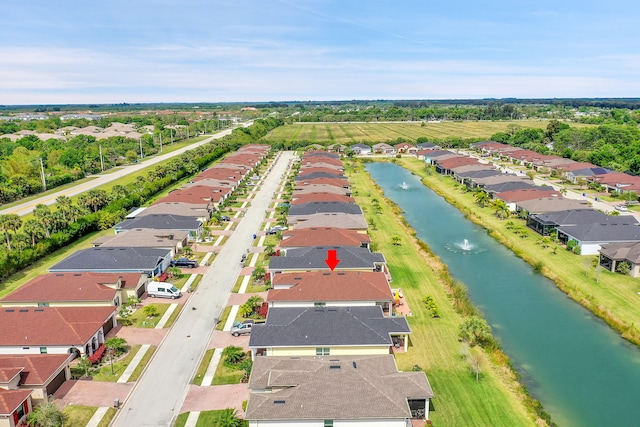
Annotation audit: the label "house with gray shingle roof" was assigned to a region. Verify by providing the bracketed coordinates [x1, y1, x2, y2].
[114, 214, 202, 241]
[249, 306, 410, 358]
[269, 246, 386, 277]
[49, 247, 171, 277]
[349, 144, 371, 155]
[599, 242, 640, 277]
[288, 201, 362, 217]
[557, 222, 640, 255]
[245, 355, 434, 426]
[527, 209, 638, 236]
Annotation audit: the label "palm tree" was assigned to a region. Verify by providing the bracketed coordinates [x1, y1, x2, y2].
[55, 195, 73, 224]
[473, 189, 490, 208]
[216, 408, 247, 427]
[33, 204, 54, 238]
[491, 199, 510, 220]
[0, 213, 22, 250]
[222, 346, 245, 365]
[27, 402, 67, 427]
[22, 218, 45, 246]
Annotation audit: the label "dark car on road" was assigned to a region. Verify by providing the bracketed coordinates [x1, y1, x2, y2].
[170, 257, 198, 268]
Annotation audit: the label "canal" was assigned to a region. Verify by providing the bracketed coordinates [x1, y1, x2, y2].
[367, 162, 640, 427]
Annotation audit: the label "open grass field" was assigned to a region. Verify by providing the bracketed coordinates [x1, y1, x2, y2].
[397, 157, 640, 345]
[346, 161, 539, 426]
[264, 120, 592, 144]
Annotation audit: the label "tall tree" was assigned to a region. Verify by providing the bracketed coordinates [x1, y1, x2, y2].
[33, 204, 54, 238]
[0, 214, 22, 250]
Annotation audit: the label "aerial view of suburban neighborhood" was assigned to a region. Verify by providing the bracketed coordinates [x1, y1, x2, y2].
[2, 2, 640, 427]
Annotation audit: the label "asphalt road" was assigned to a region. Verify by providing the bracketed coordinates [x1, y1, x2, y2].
[0, 124, 251, 217]
[111, 151, 294, 427]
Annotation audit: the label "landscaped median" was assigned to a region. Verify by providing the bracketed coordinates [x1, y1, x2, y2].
[346, 160, 542, 426]
[398, 157, 640, 347]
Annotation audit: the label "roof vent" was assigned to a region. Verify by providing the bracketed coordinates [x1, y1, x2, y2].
[34, 309, 44, 312]
[329, 365, 341, 369]
[352, 361, 357, 368]
[5, 309, 14, 312]
[274, 400, 286, 405]
[19, 309, 28, 312]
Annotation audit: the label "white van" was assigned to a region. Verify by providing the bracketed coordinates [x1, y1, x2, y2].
[147, 282, 182, 299]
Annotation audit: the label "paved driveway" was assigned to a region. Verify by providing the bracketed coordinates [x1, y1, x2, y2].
[54, 380, 132, 408]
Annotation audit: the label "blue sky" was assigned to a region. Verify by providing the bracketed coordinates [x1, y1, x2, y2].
[1, 0, 638, 104]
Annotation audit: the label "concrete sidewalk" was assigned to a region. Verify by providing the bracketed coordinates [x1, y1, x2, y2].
[112, 152, 295, 427]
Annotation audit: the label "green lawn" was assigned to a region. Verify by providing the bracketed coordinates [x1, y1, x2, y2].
[62, 405, 96, 427]
[96, 408, 117, 427]
[127, 345, 156, 382]
[70, 345, 141, 382]
[125, 304, 171, 328]
[211, 359, 247, 386]
[216, 306, 232, 331]
[174, 409, 247, 427]
[193, 348, 216, 385]
[397, 157, 640, 346]
[346, 160, 538, 426]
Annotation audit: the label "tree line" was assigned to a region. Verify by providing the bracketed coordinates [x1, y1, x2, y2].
[0, 114, 235, 205]
[0, 117, 282, 282]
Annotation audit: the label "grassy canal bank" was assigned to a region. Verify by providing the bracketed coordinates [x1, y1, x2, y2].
[396, 157, 640, 347]
[345, 160, 546, 426]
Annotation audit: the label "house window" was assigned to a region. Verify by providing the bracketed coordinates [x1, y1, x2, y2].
[316, 348, 330, 356]
[314, 302, 326, 307]
[40, 347, 47, 354]
[37, 302, 49, 307]
[324, 421, 333, 427]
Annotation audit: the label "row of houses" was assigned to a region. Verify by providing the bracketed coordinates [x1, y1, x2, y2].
[349, 141, 440, 156]
[242, 151, 434, 426]
[0, 145, 271, 427]
[421, 142, 640, 276]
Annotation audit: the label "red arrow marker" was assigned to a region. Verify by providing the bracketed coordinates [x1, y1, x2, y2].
[325, 249, 340, 271]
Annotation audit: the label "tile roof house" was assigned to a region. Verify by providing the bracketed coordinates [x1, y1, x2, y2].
[0, 354, 72, 403]
[49, 247, 171, 278]
[565, 167, 611, 184]
[296, 168, 345, 179]
[280, 228, 371, 249]
[1, 272, 147, 307]
[249, 306, 410, 358]
[599, 242, 640, 277]
[301, 157, 343, 168]
[495, 188, 562, 211]
[0, 306, 117, 357]
[372, 143, 396, 154]
[268, 271, 393, 311]
[557, 222, 640, 255]
[269, 246, 386, 277]
[114, 214, 202, 241]
[470, 174, 531, 189]
[515, 197, 592, 215]
[300, 162, 344, 172]
[293, 185, 351, 197]
[394, 142, 416, 154]
[291, 213, 368, 231]
[0, 389, 31, 427]
[245, 355, 434, 426]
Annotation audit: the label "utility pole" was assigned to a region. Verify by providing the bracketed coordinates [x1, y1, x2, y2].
[139, 137, 144, 159]
[39, 158, 46, 190]
[99, 145, 104, 171]
[159, 132, 163, 152]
